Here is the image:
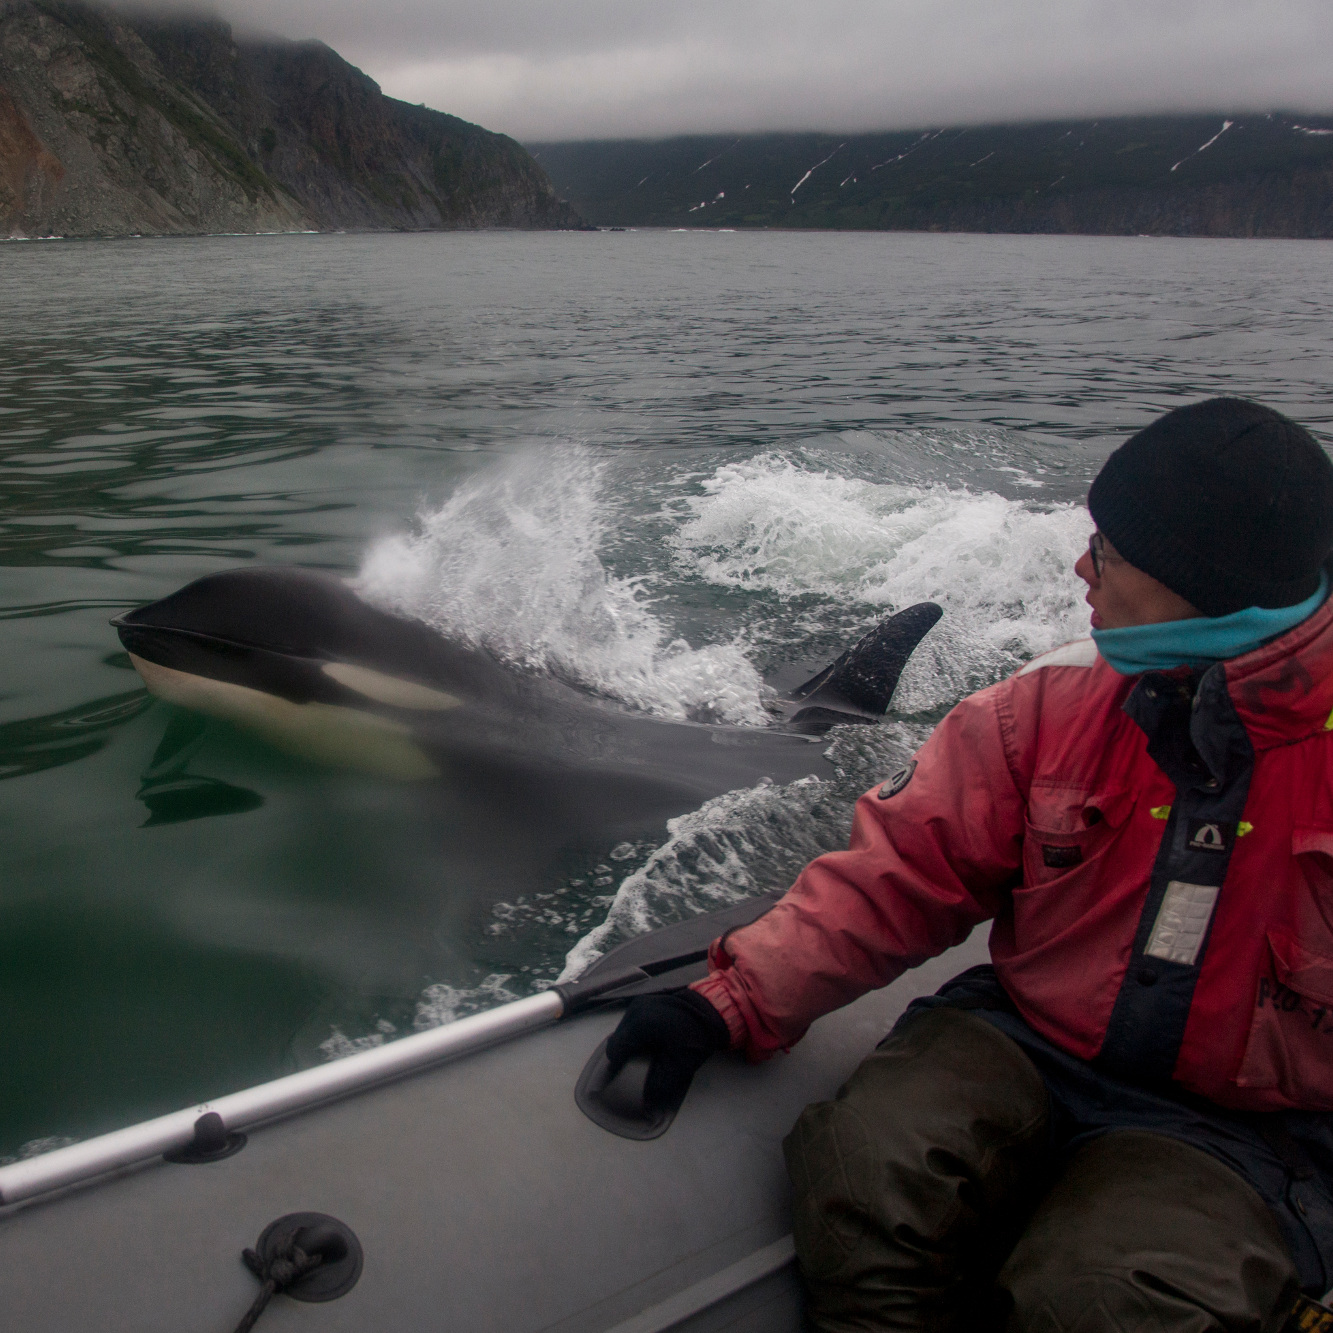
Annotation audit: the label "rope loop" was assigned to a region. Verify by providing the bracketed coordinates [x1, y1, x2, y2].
[231, 1229, 324, 1333]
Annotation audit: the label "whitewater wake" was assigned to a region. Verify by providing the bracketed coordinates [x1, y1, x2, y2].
[357, 447, 769, 724]
[670, 451, 1090, 711]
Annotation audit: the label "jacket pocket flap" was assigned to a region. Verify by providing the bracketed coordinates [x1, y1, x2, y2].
[1026, 784, 1134, 835]
[1270, 927, 1333, 1007]
[1293, 825, 1333, 863]
[1086, 788, 1136, 830]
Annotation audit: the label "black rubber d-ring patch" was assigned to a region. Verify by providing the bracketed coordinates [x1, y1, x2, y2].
[878, 759, 917, 800]
[252, 1213, 364, 1302]
[164, 1112, 247, 1164]
[575, 1036, 679, 1140]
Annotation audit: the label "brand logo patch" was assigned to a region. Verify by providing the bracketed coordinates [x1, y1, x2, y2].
[1041, 844, 1082, 869]
[1187, 819, 1230, 853]
[878, 760, 917, 800]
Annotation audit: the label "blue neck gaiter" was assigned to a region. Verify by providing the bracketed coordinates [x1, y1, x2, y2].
[1090, 572, 1329, 676]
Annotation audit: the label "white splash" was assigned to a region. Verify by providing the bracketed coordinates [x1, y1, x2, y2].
[670, 452, 1090, 711]
[357, 447, 769, 724]
[559, 720, 931, 981]
[354, 440, 1096, 1011]
[0, 1135, 79, 1165]
[558, 785, 784, 981]
[319, 1018, 398, 1061]
[318, 975, 523, 1060]
[413, 974, 519, 1029]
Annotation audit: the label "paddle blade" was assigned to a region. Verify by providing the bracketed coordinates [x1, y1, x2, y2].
[556, 892, 782, 1013]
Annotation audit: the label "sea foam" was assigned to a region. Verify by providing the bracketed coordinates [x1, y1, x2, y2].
[560, 450, 1090, 978]
[357, 447, 769, 724]
[670, 452, 1090, 711]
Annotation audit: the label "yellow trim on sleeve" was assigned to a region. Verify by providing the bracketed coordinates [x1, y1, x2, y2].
[1325, 707, 1333, 730]
[1237, 821, 1254, 837]
[1150, 805, 1172, 820]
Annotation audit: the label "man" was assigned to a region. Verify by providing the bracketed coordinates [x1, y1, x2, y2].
[606, 398, 1333, 1332]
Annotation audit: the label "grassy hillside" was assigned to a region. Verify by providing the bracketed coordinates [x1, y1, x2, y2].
[529, 116, 1333, 236]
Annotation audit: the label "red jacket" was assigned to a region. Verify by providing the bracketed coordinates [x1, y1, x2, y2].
[694, 593, 1333, 1112]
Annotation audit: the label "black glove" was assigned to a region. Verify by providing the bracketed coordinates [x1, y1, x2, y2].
[604, 988, 731, 1113]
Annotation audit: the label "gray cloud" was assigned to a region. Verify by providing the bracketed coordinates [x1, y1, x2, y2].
[126, 0, 1333, 140]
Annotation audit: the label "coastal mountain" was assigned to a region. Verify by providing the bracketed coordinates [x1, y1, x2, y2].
[529, 118, 1333, 237]
[0, 0, 583, 238]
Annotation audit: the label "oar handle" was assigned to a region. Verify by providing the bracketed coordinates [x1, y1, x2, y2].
[555, 939, 722, 1016]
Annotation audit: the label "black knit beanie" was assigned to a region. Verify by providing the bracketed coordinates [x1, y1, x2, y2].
[1087, 398, 1333, 616]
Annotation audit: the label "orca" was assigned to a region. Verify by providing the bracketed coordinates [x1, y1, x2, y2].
[112, 567, 941, 862]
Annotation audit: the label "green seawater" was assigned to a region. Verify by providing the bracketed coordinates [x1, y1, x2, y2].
[2, 230, 1331, 1157]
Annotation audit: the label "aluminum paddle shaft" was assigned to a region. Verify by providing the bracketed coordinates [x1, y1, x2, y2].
[0, 893, 780, 1207]
[0, 990, 564, 1206]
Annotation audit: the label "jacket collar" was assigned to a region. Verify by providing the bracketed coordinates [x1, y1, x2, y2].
[1221, 589, 1333, 751]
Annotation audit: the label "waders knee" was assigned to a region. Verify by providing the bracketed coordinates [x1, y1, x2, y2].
[784, 1006, 1050, 1332]
[997, 1130, 1300, 1333]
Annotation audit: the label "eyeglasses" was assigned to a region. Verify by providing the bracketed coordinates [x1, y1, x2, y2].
[1088, 531, 1123, 579]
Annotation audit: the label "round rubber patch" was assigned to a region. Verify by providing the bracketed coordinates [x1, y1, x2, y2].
[878, 760, 917, 800]
[249, 1213, 363, 1302]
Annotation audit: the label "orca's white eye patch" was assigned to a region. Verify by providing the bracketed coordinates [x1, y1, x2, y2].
[321, 663, 460, 711]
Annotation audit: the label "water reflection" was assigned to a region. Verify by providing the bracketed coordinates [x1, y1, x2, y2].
[0, 307, 379, 570]
[0, 689, 152, 780]
[135, 710, 264, 826]
[138, 776, 264, 827]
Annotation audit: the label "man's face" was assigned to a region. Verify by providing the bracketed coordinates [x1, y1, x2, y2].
[1075, 532, 1203, 630]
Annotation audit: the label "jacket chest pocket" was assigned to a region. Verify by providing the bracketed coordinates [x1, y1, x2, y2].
[1020, 785, 1133, 886]
[1291, 826, 1333, 940]
[1234, 827, 1333, 1107]
[1012, 785, 1134, 954]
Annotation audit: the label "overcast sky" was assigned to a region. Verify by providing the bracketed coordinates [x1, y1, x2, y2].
[156, 1, 1332, 142]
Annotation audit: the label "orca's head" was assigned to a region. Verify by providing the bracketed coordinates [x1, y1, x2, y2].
[113, 565, 509, 709]
[115, 567, 392, 660]
[112, 567, 479, 780]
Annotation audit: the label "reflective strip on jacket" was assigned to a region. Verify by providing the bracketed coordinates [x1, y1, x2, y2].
[693, 591, 1333, 1113]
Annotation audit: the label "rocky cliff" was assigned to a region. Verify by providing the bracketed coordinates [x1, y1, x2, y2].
[530, 119, 1333, 237]
[0, 0, 584, 237]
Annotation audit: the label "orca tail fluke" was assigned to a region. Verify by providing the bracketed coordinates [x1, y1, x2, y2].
[784, 602, 942, 732]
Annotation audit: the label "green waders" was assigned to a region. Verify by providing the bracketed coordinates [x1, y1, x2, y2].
[784, 1008, 1300, 1333]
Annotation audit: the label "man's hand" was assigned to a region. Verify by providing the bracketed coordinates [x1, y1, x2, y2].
[604, 989, 731, 1113]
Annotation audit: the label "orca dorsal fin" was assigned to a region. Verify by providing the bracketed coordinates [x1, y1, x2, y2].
[785, 602, 942, 732]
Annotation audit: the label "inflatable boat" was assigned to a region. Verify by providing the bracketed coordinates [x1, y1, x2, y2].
[0, 895, 988, 1331]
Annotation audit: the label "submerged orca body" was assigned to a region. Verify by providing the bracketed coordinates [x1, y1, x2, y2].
[114, 567, 940, 853]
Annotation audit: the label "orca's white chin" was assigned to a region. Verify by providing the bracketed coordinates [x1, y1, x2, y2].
[129, 654, 440, 781]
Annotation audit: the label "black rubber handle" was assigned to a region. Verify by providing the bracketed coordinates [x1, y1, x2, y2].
[574, 1036, 680, 1141]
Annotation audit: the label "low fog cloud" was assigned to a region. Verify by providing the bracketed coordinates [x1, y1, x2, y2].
[125, 0, 1332, 141]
